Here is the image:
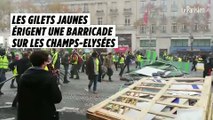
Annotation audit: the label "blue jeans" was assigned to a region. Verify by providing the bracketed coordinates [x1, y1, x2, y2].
[88, 75, 98, 92]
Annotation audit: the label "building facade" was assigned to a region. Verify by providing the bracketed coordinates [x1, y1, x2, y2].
[35, 0, 213, 55]
[0, 0, 212, 56]
[136, 0, 213, 56]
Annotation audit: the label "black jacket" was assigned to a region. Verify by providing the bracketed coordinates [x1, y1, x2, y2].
[52, 52, 61, 69]
[61, 54, 69, 66]
[86, 57, 101, 80]
[9, 57, 32, 77]
[18, 67, 62, 120]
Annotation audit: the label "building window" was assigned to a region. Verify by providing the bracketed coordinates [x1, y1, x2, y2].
[151, 24, 156, 33]
[83, 3, 89, 12]
[140, 40, 156, 47]
[182, 24, 188, 32]
[193, 39, 210, 47]
[171, 1, 178, 12]
[171, 39, 188, 47]
[125, 1, 131, 9]
[194, 23, 199, 32]
[111, 2, 117, 9]
[140, 1, 145, 13]
[111, 17, 116, 24]
[161, 25, 167, 33]
[97, 2, 103, 10]
[70, 4, 76, 12]
[161, 1, 167, 12]
[172, 23, 177, 33]
[125, 16, 130, 26]
[97, 17, 103, 25]
[140, 25, 146, 34]
[204, 23, 211, 32]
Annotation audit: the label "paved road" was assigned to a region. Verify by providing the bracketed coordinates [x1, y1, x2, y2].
[0, 65, 206, 120]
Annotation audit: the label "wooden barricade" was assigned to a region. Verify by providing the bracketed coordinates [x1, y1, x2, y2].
[87, 76, 212, 120]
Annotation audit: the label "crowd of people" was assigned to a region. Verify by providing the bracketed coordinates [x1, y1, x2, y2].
[0, 48, 212, 120]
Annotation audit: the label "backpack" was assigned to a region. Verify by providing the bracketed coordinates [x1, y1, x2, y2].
[77, 55, 83, 64]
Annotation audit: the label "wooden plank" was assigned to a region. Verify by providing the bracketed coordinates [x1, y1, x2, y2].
[120, 95, 151, 102]
[110, 98, 176, 118]
[142, 81, 203, 85]
[87, 112, 116, 120]
[171, 82, 204, 85]
[169, 99, 189, 114]
[87, 78, 146, 113]
[196, 76, 212, 120]
[156, 101, 192, 108]
[120, 95, 192, 108]
[174, 77, 204, 81]
[109, 101, 141, 111]
[138, 78, 175, 120]
[87, 76, 212, 120]
[136, 85, 202, 92]
[207, 94, 213, 120]
[142, 81, 166, 85]
[148, 110, 176, 118]
[129, 90, 200, 100]
[97, 109, 132, 120]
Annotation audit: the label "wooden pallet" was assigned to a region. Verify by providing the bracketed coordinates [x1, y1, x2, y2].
[208, 94, 213, 120]
[87, 76, 212, 120]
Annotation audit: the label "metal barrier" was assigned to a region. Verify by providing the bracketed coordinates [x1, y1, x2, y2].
[0, 76, 15, 85]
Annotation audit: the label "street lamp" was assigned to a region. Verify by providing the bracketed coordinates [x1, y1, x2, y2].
[189, 33, 194, 51]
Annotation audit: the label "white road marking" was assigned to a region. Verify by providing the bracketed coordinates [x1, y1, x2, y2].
[0, 106, 11, 109]
[57, 107, 79, 112]
[1, 117, 15, 120]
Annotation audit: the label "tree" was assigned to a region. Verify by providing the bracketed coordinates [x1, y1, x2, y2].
[177, 3, 210, 33]
[0, 0, 12, 31]
[46, 2, 70, 13]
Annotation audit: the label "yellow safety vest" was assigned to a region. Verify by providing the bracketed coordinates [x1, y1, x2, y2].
[119, 57, 124, 64]
[52, 52, 58, 68]
[13, 67, 18, 76]
[95, 58, 99, 72]
[82, 54, 86, 61]
[137, 55, 142, 62]
[44, 66, 49, 71]
[0, 56, 9, 69]
[73, 55, 78, 65]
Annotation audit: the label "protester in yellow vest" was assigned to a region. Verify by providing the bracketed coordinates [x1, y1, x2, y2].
[85, 51, 100, 94]
[113, 53, 119, 71]
[0, 49, 9, 95]
[136, 54, 142, 69]
[119, 54, 125, 77]
[70, 52, 79, 79]
[178, 57, 182, 62]
[10, 53, 20, 88]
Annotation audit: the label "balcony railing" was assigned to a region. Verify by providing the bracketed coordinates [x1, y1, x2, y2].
[123, 8, 132, 15]
[109, 9, 118, 16]
[96, 10, 104, 16]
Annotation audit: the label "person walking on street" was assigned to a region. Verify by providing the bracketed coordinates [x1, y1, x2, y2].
[118, 54, 125, 77]
[9, 52, 32, 107]
[86, 51, 100, 94]
[81, 53, 87, 73]
[102, 53, 113, 82]
[113, 53, 119, 71]
[136, 53, 142, 69]
[10, 53, 20, 88]
[17, 50, 62, 120]
[0, 49, 9, 95]
[70, 52, 79, 79]
[119, 51, 133, 77]
[61, 51, 70, 83]
[51, 49, 61, 83]
[191, 56, 198, 71]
